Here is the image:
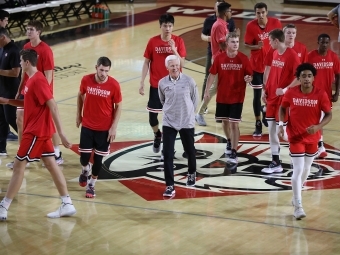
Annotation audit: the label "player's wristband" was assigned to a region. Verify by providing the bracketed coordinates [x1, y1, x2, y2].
[278, 121, 284, 127]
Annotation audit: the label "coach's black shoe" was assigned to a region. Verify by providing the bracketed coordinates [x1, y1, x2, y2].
[7, 131, 18, 141]
[0, 150, 7, 156]
[252, 120, 262, 137]
[163, 186, 175, 197]
[153, 131, 162, 153]
[186, 173, 196, 187]
[261, 105, 268, 127]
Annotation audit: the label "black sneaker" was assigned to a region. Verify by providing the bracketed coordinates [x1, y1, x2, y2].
[153, 131, 162, 153]
[261, 105, 268, 127]
[225, 140, 232, 154]
[0, 150, 7, 156]
[163, 185, 175, 197]
[227, 149, 238, 164]
[7, 131, 18, 141]
[186, 173, 196, 187]
[252, 120, 262, 137]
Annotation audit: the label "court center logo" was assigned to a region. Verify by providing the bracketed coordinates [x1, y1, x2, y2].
[100, 132, 340, 201]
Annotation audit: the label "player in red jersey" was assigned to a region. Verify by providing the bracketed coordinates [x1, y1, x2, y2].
[307, 34, 340, 158]
[76, 57, 122, 198]
[244, 2, 281, 136]
[7, 20, 62, 169]
[261, 29, 300, 174]
[0, 49, 76, 220]
[278, 63, 332, 219]
[195, 2, 232, 127]
[139, 14, 186, 156]
[204, 32, 253, 163]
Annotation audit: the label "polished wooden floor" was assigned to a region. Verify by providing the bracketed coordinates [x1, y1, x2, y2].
[1, 1, 340, 254]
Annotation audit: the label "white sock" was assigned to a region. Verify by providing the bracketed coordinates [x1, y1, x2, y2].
[268, 121, 280, 155]
[291, 156, 304, 207]
[301, 155, 314, 186]
[61, 195, 72, 204]
[1, 197, 13, 210]
[89, 177, 97, 187]
[82, 164, 91, 174]
[54, 146, 60, 158]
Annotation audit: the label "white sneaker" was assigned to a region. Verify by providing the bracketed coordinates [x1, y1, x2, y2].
[6, 161, 30, 169]
[261, 161, 283, 173]
[47, 203, 76, 218]
[294, 207, 306, 219]
[204, 108, 208, 114]
[195, 114, 207, 126]
[0, 203, 8, 221]
[317, 145, 327, 158]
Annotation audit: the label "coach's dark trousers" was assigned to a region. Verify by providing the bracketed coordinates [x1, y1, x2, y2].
[162, 126, 196, 186]
[0, 103, 17, 151]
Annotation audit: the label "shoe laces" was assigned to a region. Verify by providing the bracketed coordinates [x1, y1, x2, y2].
[165, 186, 173, 192]
[188, 174, 195, 182]
[269, 160, 279, 168]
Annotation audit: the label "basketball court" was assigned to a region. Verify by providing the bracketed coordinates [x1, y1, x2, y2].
[1, 0, 340, 254]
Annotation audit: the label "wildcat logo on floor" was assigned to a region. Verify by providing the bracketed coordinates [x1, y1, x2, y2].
[99, 132, 340, 201]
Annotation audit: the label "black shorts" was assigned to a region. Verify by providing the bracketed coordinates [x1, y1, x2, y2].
[147, 86, 162, 113]
[215, 102, 243, 122]
[250, 71, 263, 89]
[79, 126, 110, 156]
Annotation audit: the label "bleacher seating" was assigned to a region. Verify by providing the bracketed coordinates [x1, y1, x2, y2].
[1, 0, 111, 32]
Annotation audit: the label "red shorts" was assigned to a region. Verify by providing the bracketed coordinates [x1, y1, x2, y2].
[266, 103, 288, 123]
[16, 134, 54, 162]
[289, 142, 318, 157]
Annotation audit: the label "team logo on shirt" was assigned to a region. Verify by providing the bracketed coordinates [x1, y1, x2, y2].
[76, 131, 340, 201]
[293, 98, 318, 107]
[155, 46, 173, 54]
[221, 63, 243, 71]
[86, 87, 111, 97]
[271, 60, 285, 68]
[258, 32, 269, 41]
[312, 62, 334, 69]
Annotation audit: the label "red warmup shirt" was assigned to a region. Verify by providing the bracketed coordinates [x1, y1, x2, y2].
[23, 71, 56, 137]
[265, 41, 307, 66]
[211, 18, 228, 60]
[281, 86, 331, 143]
[143, 34, 186, 88]
[80, 74, 122, 131]
[307, 49, 340, 101]
[209, 51, 253, 104]
[265, 48, 300, 104]
[244, 17, 282, 73]
[23, 41, 54, 92]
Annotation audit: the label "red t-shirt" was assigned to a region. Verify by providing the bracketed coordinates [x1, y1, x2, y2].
[264, 41, 307, 66]
[23, 41, 54, 91]
[265, 48, 300, 104]
[23, 71, 55, 137]
[211, 18, 228, 60]
[80, 74, 122, 131]
[244, 17, 282, 73]
[307, 49, 340, 101]
[209, 51, 253, 104]
[281, 86, 331, 143]
[143, 35, 186, 88]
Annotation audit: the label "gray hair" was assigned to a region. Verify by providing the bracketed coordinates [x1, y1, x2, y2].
[165, 55, 180, 68]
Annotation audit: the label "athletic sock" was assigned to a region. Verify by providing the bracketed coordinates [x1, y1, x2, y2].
[61, 195, 72, 204]
[89, 177, 97, 187]
[54, 146, 60, 158]
[1, 197, 13, 210]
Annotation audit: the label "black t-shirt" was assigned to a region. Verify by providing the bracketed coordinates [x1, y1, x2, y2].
[0, 40, 20, 97]
[201, 15, 236, 54]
